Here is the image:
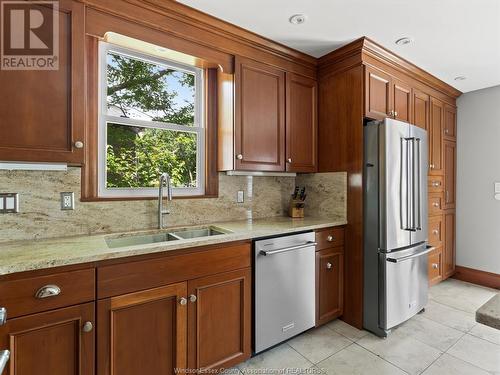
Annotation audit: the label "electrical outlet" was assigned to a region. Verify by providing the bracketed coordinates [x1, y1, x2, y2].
[237, 190, 244, 203]
[60, 192, 75, 210]
[0, 193, 19, 213]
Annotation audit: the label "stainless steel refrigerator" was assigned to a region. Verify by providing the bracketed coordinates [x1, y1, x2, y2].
[363, 118, 431, 337]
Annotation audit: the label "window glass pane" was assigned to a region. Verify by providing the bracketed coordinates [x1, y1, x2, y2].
[106, 52, 196, 126]
[106, 123, 198, 189]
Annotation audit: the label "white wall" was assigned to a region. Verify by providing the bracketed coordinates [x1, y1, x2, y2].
[456, 85, 500, 274]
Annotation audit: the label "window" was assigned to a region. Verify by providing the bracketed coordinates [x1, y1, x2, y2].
[98, 42, 205, 197]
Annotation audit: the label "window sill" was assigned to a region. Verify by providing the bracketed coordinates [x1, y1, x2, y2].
[80, 194, 218, 202]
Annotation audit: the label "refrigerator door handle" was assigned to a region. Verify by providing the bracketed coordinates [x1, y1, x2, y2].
[402, 138, 415, 232]
[415, 138, 422, 231]
[386, 246, 434, 263]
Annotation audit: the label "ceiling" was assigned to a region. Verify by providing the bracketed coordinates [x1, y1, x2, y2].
[178, 0, 500, 93]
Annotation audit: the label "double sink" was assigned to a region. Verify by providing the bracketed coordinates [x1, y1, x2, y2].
[105, 226, 231, 249]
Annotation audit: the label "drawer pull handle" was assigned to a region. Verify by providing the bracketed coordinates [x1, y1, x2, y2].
[326, 262, 333, 270]
[189, 294, 197, 303]
[327, 235, 335, 242]
[432, 263, 439, 269]
[82, 321, 93, 333]
[35, 284, 61, 299]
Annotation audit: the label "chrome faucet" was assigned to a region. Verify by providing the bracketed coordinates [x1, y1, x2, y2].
[158, 173, 173, 229]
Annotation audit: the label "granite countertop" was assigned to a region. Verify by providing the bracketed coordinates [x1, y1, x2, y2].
[476, 293, 500, 330]
[0, 216, 346, 276]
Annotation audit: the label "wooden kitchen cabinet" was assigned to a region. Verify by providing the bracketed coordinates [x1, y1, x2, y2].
[285, 73, 318, 172]
[97, 282, 188, 375]
[0, 0, 85, 165]
[428, 215, 443, 248]
[429, 97, 444, 175]
[365, 65, 392, 120]
[0, 302, 94, 375]
[316, 247, 344, 326]
[392, 78, 412, 122]
[444, 105, 457, 140]
[412, 89, 430, 130]
[234, 56, 286, 171]
[187, 268, 251, 370]
[428, 247, 443, 286]
[444, 211, 456, 278]
[444, 140, 456, 209]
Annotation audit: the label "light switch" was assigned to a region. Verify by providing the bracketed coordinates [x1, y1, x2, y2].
[237, 190, 244, 203]
[495, 182, 500, 194]
[0, 193, 19, 213]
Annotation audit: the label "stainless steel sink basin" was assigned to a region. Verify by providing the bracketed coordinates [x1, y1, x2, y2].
[105, 232, 179, 248]
[105, 226, 231, 248]
[169, 226, 230, 239]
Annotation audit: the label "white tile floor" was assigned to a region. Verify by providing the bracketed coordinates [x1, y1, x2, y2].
[235, 279, 500, 375]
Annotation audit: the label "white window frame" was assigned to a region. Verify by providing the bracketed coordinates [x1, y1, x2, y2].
[98, 42, 205, 197]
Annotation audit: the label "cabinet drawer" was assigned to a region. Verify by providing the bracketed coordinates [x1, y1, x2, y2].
[428, 247, 443, 286]
[428, 176, 444, 192]
[0, 268, 95, 318]
[315, 227, 345, 250]
[428, 193, 443, 216]
[98, 243, 251, 298]
[428, 215, 443, 248]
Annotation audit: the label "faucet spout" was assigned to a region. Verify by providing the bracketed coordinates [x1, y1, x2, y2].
[158, 173, 173, 229]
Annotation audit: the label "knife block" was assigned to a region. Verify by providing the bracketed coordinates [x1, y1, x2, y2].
[288, 200, 305, 218]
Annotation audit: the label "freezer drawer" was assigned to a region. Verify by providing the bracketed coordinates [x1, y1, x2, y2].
[379, 244, 431, 330]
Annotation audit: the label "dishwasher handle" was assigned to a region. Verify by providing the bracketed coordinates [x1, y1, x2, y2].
[0, 350, 10, 374]
[260, 241, 317, 256]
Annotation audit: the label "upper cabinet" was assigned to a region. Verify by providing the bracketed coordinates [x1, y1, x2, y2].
[0, 0, 85, 165]
[444, 104, 457, 140]
[286, 73, 318, 172]
[221, 57, 318, 173]
[412, 89, 430, 130]
[429, 97, 445, 175]
[365, 66, 412, 122]
[234, 57, 286, 171]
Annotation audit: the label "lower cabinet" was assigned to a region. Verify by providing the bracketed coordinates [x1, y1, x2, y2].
[315, 246, 344, 326]
[188, 269, 251, 370]
[0, 302, 95, 375]
[97, 268, 252, 375]
[428, 247, 443, 286]
[443, 211, 456, 278]
[97, 283, 188, 375]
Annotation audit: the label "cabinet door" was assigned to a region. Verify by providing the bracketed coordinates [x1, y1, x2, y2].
[412, 89, 430, 130]
[0, 0, 85, 164]
[235, 57, 285, 171]
[429, 97, 444, 175]
[316, 248, 343, 326]
[97, 283, 187, 375]
[286, 73, 317, 172]
[392, 79, 412, 122]
[0, 303, 94, 375]
[443, 211, 456, 278]
[428, 247, 443, 286]
[365, 66, 392, 120]
[187, 269, 251, 371]
[444, 141, 456, 209]
[444, 105, 457, 140]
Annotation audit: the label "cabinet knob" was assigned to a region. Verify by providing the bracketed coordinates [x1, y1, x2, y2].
[74, 141, 84, 149]
[35, 284, 61, 299]
[236, 154, 243, 160]
[0, 307, 6, 326]
[389, 110, 394, 116]
[287, 158, 292, 163]
[432, 229, 439, 235]
[327, 235, 334, 242]
[82, 321, 93, 333]
[179, 297, 187, 306]
[433, 202, 439, 208]
[445, 129, 449, 134]
[189, 294, 197, 303]
[432, 263, 439, 269]
[394, 111, 398, 117]
[326, 262, 333, 270]
[429, 164, 435, 169]
[432, 181, 439, 187]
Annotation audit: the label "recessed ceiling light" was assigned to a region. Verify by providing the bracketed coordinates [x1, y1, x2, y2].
[395, 37, 414, 46]
[454, 76, 467, 81]
[289, 14, 307, 25]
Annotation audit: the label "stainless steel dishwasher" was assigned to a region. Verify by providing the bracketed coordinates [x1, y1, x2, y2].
[254, 231, 317, 353]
